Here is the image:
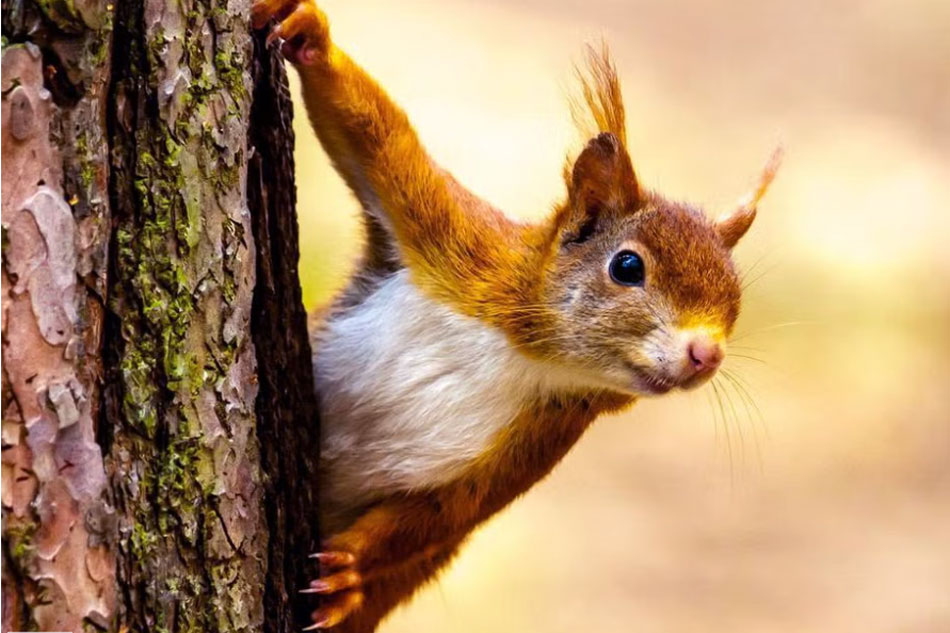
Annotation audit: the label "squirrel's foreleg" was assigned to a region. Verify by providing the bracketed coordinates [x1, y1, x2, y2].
[253, 0, 524, 310]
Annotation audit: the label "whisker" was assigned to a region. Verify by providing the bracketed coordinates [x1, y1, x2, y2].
[719, 370, 764, 472]
[721, 375, 747, 467]
[709, 379, 735, 486]
[705, 388, 723, 457]
[729, 344, 767, 353]
[721, 368, 770, 442]
[730, 320, 815, 343]
[738, 253, 768, 284]
[740, 261, 780, 292]
[727, 353, 769, 365]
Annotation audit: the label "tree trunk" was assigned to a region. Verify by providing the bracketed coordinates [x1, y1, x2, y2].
[1, 1, 320, 632]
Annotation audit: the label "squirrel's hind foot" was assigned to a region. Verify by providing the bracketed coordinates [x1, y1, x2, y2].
[301, 550, 365, 629]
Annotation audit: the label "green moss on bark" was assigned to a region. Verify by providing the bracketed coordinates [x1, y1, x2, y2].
[33, 0, 83, 32]
[105, 2, 265, 631]
[5, 521, 37, 569]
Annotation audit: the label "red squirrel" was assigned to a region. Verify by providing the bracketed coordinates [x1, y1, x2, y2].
[251, 1, 781, 630]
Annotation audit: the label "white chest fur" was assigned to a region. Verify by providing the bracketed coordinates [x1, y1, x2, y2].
[314, 271, 569, 520]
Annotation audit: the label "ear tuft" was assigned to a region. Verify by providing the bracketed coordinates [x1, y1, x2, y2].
[570, 42, 627, 146]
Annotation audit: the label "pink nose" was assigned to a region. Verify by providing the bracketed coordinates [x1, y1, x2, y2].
[687, 338, 723, 373]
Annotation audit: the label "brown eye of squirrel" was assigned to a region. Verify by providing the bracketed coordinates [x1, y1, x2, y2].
[609, 251, 645, 286]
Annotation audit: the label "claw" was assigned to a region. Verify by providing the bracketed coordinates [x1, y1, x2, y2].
[252, 0, 329, 66]
[309, 551, 356, 567]
[307, 570, 362, 594]
[266, 25, 283, 47]
[308, 590, 365, 629]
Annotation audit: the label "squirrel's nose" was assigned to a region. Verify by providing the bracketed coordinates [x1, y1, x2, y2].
[687, 337, 723, 373]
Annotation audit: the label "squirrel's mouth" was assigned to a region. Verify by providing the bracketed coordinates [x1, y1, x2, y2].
[626, 365, 678, 395]
[625, 362, 719, 396]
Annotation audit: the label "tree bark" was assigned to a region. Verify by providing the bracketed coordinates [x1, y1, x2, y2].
[247, 28, 323, 633]
[2, 1, 117, 630]
[1, 1, 320, 632]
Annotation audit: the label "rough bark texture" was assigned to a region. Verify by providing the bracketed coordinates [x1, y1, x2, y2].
[247, 32, 322, 633]
[2, 1, 117, 630]
[102, 0, 268, 630]
[2, 1, 320, 632]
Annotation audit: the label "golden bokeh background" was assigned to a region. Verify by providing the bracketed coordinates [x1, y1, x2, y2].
[290, 1, 950, 631]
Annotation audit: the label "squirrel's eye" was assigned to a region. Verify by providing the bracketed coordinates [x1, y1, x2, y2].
[609, 251, 645, 286]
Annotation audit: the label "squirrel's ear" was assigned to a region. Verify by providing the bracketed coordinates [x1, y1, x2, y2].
[715, 146, 783, 249]
[715, 205, 757, 249]
[564, 132, 640, 227]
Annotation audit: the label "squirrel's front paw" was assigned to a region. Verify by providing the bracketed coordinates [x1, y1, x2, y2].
[251, 0, 329, 66]
[301, 550, 364, 629]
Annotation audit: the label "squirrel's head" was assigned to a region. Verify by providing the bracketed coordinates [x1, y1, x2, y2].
[522, 45, 779, 397]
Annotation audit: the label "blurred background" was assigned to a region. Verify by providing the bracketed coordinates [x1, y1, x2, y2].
[290, 0, 950, 631]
